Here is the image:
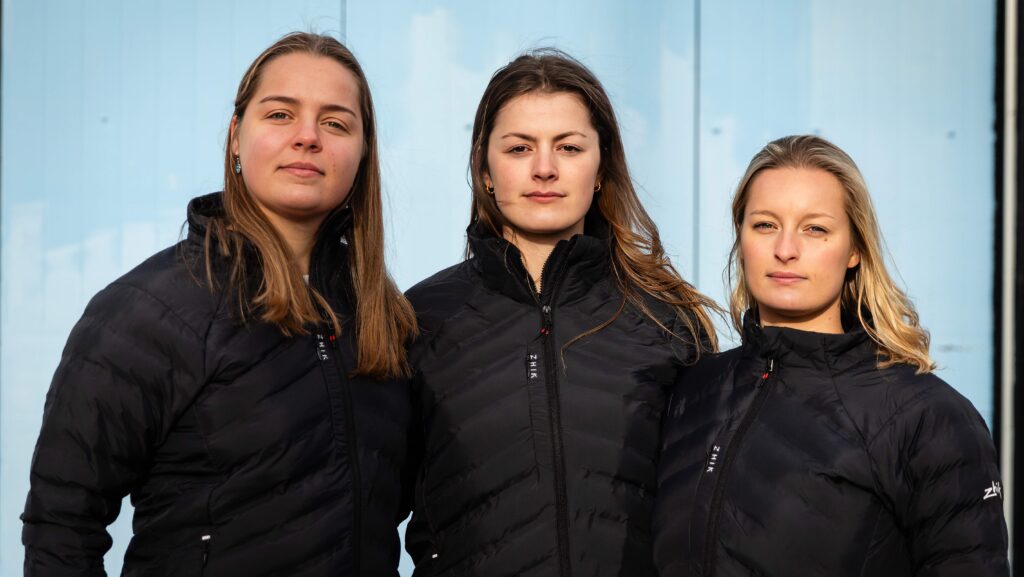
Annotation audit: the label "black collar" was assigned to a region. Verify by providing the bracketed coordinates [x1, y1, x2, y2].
[185, 192, 354, 306]
[466, 222, 610, 306]
[740, 310, 880, 373]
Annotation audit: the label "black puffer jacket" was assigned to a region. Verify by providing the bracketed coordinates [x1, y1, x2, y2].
[654, 314, 1009, 577]
[405, 226, 704, 577]
[22, 193, 412, 577]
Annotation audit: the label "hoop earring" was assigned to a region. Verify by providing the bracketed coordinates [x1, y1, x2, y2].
[594, 182, 602, 192]
[486, 185, 495, 195]
[234, 155, 242, 175]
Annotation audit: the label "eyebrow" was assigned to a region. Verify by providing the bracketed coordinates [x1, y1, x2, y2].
[500, 131, 589, 142]
[749, 209, 837, 220]
[258, 95, 357, 117]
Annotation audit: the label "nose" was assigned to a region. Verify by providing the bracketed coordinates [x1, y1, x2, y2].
[292, 119, 321, 151]
[774, 229, 799, 263]
[532, 149, 557, 182]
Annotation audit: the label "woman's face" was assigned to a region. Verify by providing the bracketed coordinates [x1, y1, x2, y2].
[485, 91, 601, 243]
[231, 52, 364, 232]
[740, 167, 860, 333]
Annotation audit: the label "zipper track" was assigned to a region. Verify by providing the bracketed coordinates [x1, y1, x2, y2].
[541, 304, 571, 577]
[332, 336, 363, 575]
[702, 357, 775, 576]
[535, 241, 575, 577]
[305, 257, 362, 573]
[510, 237, 576, 576]
[308, 258, 363, 573]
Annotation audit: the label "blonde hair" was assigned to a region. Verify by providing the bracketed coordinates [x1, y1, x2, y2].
[468, 49, 719, 355]
[728, 135, 934, 373]
[206, 32, 416, 379]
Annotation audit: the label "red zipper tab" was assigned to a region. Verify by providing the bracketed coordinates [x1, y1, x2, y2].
[759, 357, 775, 384]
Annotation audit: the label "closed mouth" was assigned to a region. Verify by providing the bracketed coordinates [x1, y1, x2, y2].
[281, 162, 324, 175]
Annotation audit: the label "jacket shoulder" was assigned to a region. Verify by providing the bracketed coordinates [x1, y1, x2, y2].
[837, 364, 991, 446]
[633, 293, 717, 364]
[405, 260, 479, 335]
[105, 241, 223, 339]
[678, 346, 744, 390]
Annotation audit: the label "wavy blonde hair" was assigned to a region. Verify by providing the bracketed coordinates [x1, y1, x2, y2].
[468, 49, 719, 355]
[728, 135, 934, 373]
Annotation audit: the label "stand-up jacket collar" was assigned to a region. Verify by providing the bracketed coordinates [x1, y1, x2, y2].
[466, 221, 611, 305]
[185, 192, 354, 304]
[740, 310, 880, 374]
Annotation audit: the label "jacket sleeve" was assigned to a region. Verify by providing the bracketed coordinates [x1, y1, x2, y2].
[667, 309, 714, 366]
[872, 384, 1009, 577]
[22, 281, 206, 577]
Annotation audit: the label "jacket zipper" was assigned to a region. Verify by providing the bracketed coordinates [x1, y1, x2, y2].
[308, 263, 363, 573]
[701, 356, 775, 577]
[527, 240, 575, 577]
[200, 534, 211, 574]
[330, 334, 363, 575]
[539, 302, 571, 577]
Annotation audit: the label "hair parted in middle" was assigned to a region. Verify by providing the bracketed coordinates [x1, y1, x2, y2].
[728, 134, 934, 373]
[205, 31, 416, 379]
[468, 48, 719, 354]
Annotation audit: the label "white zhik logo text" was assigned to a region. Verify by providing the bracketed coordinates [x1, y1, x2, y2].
[983, 481, 1002, 501]
[706, 445, 722, 473]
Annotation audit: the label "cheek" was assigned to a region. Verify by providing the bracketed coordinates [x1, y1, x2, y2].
[331, 136, 364, 162]
[814, 246, 856, 287]
[739, 235, 764, 272]
[488, 156, 516, 187]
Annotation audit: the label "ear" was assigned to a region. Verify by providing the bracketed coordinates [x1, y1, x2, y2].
[482, 171, 493, 189]
[229, 115, 241, 156]
[847, 249, 861, 269]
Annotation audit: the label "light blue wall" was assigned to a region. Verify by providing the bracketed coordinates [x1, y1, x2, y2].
[0, 2, 346, 574]
[1, 1, 996, 575]
[694, 1, 996, 418]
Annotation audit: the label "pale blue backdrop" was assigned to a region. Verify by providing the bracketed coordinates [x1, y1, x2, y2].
[1, 1, 996, 575]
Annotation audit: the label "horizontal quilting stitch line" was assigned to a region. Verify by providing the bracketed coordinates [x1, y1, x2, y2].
[111, 280, 208, 342]
[425, 350, 527, 406]
[429, 466, 540, 533]
[422, 386, 529, 464]
[425, 437, 535, 496]
[435, 508, 555, 575]
[563, 426, 659, 463]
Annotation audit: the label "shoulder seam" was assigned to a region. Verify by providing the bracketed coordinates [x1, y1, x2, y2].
[111, 280, 209, 344]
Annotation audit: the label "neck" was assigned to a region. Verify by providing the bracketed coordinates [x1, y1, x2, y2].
[758, 302, 844, 334]
[265, 214, 322, 275]
[504, 228, 578, 293]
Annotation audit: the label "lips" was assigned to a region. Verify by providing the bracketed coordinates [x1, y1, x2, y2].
[767, 272, 806, 284]
[280, 162, 324, 177]
[522, 191, 565, 203]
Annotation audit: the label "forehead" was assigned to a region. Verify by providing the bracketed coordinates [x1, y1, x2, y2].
[252, 52, 361, 107]
[491, 91, 594, 134]
[746, 167, 846, 216]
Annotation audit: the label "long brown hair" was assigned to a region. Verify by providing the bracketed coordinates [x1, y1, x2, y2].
[728, 135, 934, 372]
[205, 32, 416, 379]
[468, 49, 718, 354]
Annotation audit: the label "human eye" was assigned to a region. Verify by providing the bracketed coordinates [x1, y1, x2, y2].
[806, 225, 829, 235]
[752, 221, 776, 231]
[266, 111, 291, 121]
[506, 144, 530, 154]
[558, 143, 583, 153]
[322, 119, 350, 133]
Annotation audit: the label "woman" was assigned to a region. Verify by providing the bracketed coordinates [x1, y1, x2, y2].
[22, 33, 416, 577]
[653, 135, 1009, 576]
[405, 50, 718, 576]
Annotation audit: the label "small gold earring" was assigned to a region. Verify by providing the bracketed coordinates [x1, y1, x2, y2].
[594, 182, 602, 192]
[486, 184, 495, 195]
